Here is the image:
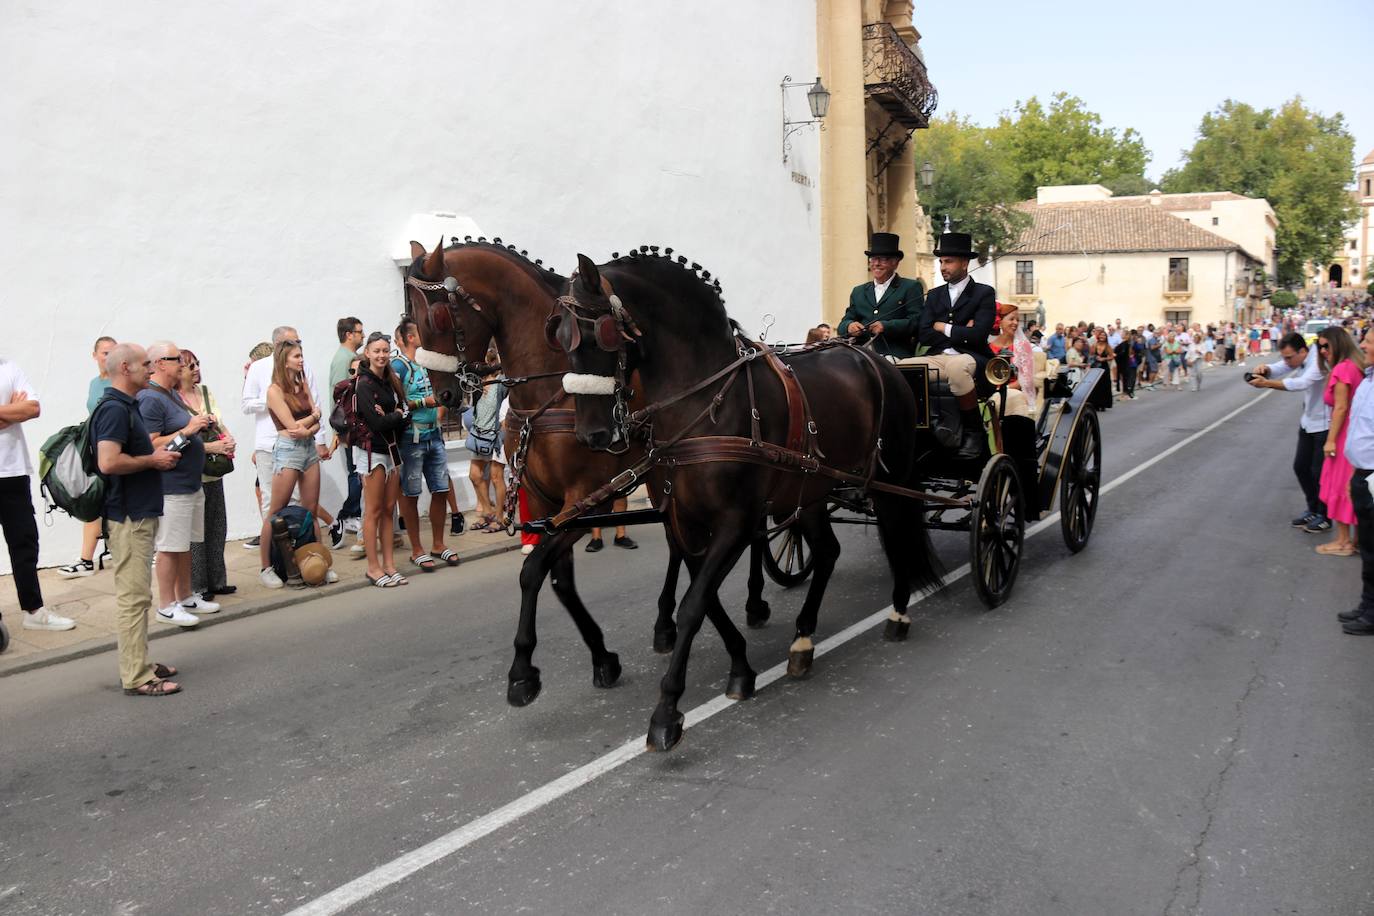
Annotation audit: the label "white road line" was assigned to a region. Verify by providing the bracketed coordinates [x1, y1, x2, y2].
[287, 390, 1271, 916]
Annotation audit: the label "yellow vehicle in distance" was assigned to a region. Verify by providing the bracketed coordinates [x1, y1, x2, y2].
[1303, 318, 1331, 346]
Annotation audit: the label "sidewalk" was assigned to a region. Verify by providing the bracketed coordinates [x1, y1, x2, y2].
[0, 511, 525, 678]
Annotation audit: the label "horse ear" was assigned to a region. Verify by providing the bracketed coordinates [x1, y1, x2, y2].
[421, 238, 444, 279]
[575, 254, 601, 292]
[409, 240, 426, 260]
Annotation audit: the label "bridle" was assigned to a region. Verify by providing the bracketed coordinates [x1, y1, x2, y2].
[548, 276, 642, 453]
[405, 272, 491, 399]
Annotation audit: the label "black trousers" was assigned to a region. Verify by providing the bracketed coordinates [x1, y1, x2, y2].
[1120, 363, 1137, 396]
[0, 475, 44, 611]
[1350, 470, 1374, 617]
[1294, 429, 1328, 517]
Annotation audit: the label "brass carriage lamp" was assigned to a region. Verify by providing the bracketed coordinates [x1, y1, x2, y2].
[919, 161, 935, 189]
[781, 75, 830, 164]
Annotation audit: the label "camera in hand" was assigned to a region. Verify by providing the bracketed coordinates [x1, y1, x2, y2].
[1243, 372, 1257, 383]
[167, 433, 190, 453]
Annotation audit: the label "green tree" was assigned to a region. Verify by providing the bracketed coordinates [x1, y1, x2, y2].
[1271, 289, 1298, 309]
[913, 113, 1030, 260]
[1161, 98, 1357, 286]
[993, 93, 1152, 200]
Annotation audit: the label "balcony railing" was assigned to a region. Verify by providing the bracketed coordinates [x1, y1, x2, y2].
[862, 22, 938, 129]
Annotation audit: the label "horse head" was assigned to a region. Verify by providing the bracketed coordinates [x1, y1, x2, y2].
[406, 238, 485, 408]
[554, 254, 642, 451]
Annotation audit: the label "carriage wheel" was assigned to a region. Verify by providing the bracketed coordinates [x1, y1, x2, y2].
[969, 454, 1024, 608]
[1059, 405, 1101, 554]
[763, 523, 814, 587]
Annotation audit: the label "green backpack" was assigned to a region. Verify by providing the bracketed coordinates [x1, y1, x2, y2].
[37, 394, 127, 523]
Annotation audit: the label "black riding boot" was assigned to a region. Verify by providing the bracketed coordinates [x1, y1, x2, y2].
[1001, 414, 1041, 521]
[955, 390, 984, 460]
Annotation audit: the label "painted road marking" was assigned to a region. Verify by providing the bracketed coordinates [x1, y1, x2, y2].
[287, 391, 1270, 916]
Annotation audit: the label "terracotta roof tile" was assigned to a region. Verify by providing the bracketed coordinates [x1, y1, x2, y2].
[1011, 201, 1241, 255]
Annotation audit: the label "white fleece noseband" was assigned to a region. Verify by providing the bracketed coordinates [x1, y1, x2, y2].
[561, 373, 617, 395]
[414, 348, 461, 374]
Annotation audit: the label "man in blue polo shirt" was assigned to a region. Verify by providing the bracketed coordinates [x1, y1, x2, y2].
[392, 317, 457, 570]
[93, 343, 184, 696]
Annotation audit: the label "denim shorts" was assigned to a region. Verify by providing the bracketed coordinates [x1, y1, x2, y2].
[400, 434, 450, 498]
[272, 435, 319, 474]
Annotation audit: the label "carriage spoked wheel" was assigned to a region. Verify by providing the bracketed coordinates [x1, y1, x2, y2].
[1059, 405, 1101, 554]
[969, 454, 1024, 608]
[763, 523, 814, 587]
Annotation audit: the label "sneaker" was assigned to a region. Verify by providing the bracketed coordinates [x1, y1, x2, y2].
[22, 607, 76, 631]
[585, 537, 604, 553]
[180, 596, 220, 614]
[156, 604, 200, 628]
[325, 569, 339, 584]
[350, 543, 366, 557]
[1292, 512, 1317, 528]
[327, 521, 345, 550]
[243, 536, 260, 549]
[259, 567, 284, 589]
[342, 517, 362, 534]
[451, 513, 465, 536]
[613, 535, 639, 550]
[57, 559, 95, 579]
[1304, 516, 1333, 533]
[1337, 607, 1365, 622]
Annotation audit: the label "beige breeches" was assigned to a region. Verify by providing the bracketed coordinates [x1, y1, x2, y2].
[895, 353, 977, 396]
[1000, 386, 1033, 419]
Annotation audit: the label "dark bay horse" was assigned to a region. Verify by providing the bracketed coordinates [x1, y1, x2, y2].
[552, 251, 945, 751]
[405, 240, 772, 707]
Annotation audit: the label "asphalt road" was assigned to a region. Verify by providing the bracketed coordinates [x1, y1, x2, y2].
[2, 364, 1372, 916]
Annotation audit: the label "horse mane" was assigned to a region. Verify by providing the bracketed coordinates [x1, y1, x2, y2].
[446, 237, 566, 291]
[604, 245, 727, 310]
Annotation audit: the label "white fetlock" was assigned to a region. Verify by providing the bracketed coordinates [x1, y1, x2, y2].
[789, 636, 814, 654]
[887, 610, 912, 624]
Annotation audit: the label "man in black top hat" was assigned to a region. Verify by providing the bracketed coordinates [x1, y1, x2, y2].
[910, 231, 997, 459]
[838, 233, 925, 360]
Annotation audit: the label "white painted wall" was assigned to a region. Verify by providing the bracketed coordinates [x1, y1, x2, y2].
[0, 0, 821, 573]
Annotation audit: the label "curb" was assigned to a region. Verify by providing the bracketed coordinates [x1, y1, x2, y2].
[0, 538, 525, 679]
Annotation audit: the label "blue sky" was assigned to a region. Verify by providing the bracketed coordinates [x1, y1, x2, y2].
[916, 0, 1372, 183]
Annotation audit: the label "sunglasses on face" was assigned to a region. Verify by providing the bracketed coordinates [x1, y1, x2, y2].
[1318, 343, 1330, 351]
[157, 356, 183, 364]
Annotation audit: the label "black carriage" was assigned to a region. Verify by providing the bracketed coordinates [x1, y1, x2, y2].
[763, 359, 1110, 607]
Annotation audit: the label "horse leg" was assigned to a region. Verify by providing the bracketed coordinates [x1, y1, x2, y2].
[653, 533, 682, 654]
[786, 506, 841, 678]
[873, 493, 944, 641]
[547, 539, 621, 689]
[648, 526, 752, 752]
[507, 535, 562, 707]
[744, 526, 772, 628]
[680, 550, 756, 698]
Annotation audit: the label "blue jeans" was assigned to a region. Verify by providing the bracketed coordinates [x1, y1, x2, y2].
[337, 446, 362, 520]
[400, 434, 449, 498]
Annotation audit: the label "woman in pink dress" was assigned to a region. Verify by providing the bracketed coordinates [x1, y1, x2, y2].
[1317, 327, 1366, 556]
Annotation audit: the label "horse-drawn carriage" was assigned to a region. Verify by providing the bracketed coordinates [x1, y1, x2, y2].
[762, 356, 1110, 607]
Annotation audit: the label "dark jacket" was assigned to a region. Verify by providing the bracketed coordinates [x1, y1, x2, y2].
[917, 279, 997, 367]
[839, 275, 925, 359]
[355, 366, 406, 459]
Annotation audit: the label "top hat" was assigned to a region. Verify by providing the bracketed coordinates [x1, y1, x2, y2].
[933, 232, 976, 259]
[865, 233, 903, 259]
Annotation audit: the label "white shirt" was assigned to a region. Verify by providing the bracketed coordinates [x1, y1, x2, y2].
[945, 275, 970, 309]
[872, 274, 895, 305]
[241, 356, 326, 452]
[1107, 331, 1122, 348]
[1344, 367, 1374, 470]
[0, 360, 37, 477]
[1266, 345, 1330, 434]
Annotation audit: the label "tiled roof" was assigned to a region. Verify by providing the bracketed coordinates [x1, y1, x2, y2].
[1362, 147, 1374, 166]
[1107, 191, 1251, 211]
[1011, 201, 1241, 255]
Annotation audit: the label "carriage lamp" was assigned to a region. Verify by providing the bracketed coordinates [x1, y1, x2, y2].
[920, 161, 935, 189]
[781, 75, 830, 164]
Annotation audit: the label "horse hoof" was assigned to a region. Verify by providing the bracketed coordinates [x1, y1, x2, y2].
[786, 648, 814, 678]
[652, 628, 676, 654]
[882, 619, 911, 642]
[646, 714, 685, 752]
[725, 670, 757, 701]
[745, 599, 771, 628]
[592, 653, 622, 688]
[506, 675, 542, 707]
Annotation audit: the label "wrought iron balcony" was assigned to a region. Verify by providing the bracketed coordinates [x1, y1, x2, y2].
[862, 22, 938, 129]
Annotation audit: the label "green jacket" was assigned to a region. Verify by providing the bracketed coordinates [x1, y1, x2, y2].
[839, 275, 926, 359]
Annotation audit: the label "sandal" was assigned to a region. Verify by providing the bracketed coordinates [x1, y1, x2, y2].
[124, 677, 181, 697]
[387, 572, 409, 586]
[366, 573, 400, 588]
[438, 548, 461, 567]
[1316, 543, 1355, 557]
[411, 554, 438, 572]
[470, 516, 497, 533]
[153, 662, 178, 679]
